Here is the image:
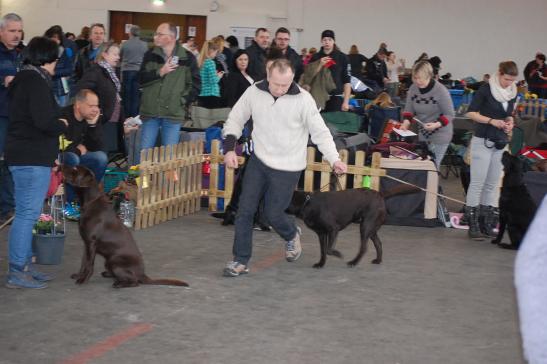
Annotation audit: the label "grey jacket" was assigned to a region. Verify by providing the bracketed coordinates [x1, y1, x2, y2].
[121, 37, 148, 72]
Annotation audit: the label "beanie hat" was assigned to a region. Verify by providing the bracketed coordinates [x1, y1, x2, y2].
[321, 30, 335, 40]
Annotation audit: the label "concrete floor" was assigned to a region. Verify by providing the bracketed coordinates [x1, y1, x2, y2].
[0, 175, 524, 364]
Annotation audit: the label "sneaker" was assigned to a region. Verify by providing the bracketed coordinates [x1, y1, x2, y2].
[27, 264, 54, 282]
[285, 227, 302, 262]
[223, 261, 249, 277]
[6, 270, 48, 289]
[63, 202, 80, 221]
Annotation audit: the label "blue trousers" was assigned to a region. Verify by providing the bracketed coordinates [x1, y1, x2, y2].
[122, 70, 140, 117]
[0, 116, 14, 216]
[8, 166, 51, 268]
[232, 155, 301, 265]
[138, 117, 181, 164]
[62, 151, 108, 203]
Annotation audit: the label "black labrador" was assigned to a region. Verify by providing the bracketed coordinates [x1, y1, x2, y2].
[286, 185, 418, 268]
[491, 152, 537, 250]
[62, 165, 189, 288]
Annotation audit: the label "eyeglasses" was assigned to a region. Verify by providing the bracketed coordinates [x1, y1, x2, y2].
[154, 32, 170, 37]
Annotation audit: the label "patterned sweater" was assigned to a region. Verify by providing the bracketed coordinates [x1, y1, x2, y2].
[403, 80, 455, 144]
[199, 58, 220, 97]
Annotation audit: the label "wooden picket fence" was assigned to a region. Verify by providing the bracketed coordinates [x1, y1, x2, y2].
[303, 147, 385, 192]
[133, 139, 387, 229]
[520, 98, 547, 121]
[207, 139, 386, 211]
[135, 140, 203, 230]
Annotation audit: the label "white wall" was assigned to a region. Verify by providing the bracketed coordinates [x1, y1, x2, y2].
[2, 0, 546, 79]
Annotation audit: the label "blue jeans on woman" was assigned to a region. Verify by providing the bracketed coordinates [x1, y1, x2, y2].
[138, 117, 181, 164]
[8, 166, 51, 269]
[62, 151, 108, 203]
[232, 155, 301, 265]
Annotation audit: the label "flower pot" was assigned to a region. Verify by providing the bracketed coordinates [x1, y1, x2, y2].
[32, 233, 65, 265]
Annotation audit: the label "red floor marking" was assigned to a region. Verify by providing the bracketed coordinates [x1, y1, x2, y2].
[59, 323, 153, 364]
[252, 250, 285, 271]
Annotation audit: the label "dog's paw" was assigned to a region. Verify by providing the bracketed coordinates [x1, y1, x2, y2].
[346, 261, 357, 268]
[70, 273, 80, 280]
[491, 239, 500, 245]
[327, 249, 343, 258]
[101, 271, 113, 278]
[312, 262, 325, 269]
[371, 259, 382, 264]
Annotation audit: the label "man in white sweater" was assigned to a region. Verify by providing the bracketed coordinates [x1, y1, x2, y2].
[222, 58, 347, 277]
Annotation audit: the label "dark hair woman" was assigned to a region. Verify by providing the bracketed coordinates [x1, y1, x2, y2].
[464, 61, 518, 241]
[5, 36, 68, 289]
[224, 49, 254, 107]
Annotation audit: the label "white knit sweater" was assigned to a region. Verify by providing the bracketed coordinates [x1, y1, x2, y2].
[222, 81, 340, 171]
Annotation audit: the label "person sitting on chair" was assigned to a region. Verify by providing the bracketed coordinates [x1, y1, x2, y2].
[60, 89, 107, 220]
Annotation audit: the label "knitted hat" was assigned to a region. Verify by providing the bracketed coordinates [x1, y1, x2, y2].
[321, 30, 335, 40]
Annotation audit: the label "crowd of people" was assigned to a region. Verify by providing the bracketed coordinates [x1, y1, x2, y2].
[0, 13, 543, 286]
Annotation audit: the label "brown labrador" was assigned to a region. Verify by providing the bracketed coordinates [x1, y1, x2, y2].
[62, 165, 188, 288]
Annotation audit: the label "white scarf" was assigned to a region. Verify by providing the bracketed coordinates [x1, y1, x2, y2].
[489, 72, 517, 103]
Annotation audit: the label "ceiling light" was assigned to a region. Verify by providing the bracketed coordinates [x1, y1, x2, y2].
[152, 0, 165, 5]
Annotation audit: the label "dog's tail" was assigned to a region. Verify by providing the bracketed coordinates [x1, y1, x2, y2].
[141, 275, 189, 287]
[381, 184, 421, 200]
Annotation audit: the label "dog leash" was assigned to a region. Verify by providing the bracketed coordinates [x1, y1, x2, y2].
[382, 174, 466, 205]
[0, 215, 14, 231]
[328, 171, 466, 206]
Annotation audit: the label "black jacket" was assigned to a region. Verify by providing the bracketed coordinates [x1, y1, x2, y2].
[6, 68, 67, 166]
[310, 48, 351, 95]
[60, 106, 104, 155]
[468, 83, 516, 141]
[246, 41, 267, 81]
[75, 64, 123, 123]
[348, 53, 368, 76]
[284, 46, 304, 83]
[74, 44, 97, 82]
[365, 54, 388, 87]
[224, 71, 252, 107]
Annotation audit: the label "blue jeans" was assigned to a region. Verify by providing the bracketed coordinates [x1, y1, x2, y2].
[232, 155, 301, 265]
[0, 116, 14, 216]
[8, 166, 51, 268]
[62, 151, 108, 203]
[55, 94, 70, 107]
[122, 70, 140, 117]
[138, 117, 181, 164]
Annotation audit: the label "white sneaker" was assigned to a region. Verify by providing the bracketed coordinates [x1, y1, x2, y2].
[285, 227, 302, 262]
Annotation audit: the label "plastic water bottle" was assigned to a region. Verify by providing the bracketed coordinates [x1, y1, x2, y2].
[119, 200, 135, 228]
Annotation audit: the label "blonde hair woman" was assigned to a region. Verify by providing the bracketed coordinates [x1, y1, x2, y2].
[197, 39, 224, 108]
[400, 61, 454, 169]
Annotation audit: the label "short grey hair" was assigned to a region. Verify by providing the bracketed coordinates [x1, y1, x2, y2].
[130, 25, 140, 37]
[0, 13, 23, 29]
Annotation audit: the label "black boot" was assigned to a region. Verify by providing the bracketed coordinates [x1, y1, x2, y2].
[482, 205, 499, 238]
[465, 206, 484, 241]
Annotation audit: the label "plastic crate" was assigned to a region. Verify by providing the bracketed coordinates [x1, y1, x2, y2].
[449, 89, 465, 109]
[103, 168, 127, 193]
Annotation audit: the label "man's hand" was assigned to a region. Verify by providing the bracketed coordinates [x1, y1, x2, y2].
[87, 111, 100, 125]
[341, 101, 350, 112]
[224, 151, 238, 169]
[333, 160, 348, 175]
[159, 58, 178, 77]
[4, 76, 14, 87]
[76, 144, 87, 155]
